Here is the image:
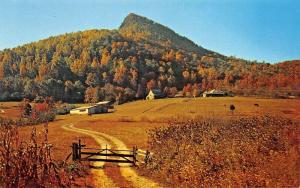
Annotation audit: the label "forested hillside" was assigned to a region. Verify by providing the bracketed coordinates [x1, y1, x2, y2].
[0, 13, 299, 103]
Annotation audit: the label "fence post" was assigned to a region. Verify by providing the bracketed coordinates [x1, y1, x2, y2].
[133, 146, 137, 166]
[72, 143, 79, 161]
[144, 150, 150, 164]
[78, 139, 81, 160]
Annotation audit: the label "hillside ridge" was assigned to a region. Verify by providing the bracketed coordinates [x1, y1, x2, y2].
[119, 13, 210, 55]
[0, 13, 299, 103]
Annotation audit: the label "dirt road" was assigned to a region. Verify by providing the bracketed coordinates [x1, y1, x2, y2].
[62, 123, 160, 188]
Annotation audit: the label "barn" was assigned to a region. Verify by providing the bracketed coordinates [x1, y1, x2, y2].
[96, 101, 115, 113]
[70, 105, 98, 115]
[202, 89, 228, 97]
[146, 89, 164, 100]
[70, 101, 114, 115]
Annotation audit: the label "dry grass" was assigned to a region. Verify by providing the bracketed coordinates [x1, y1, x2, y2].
[0, 102, 21, 119]
[71, 97, 300, 123]
[2, 97, 299, 152]
[15, 117, 98, 187]
[17, 116, 98, 161]
[0, 120, 95, 187]
[144, 116, 300, 187]
[76, 121, 166, 150]
[1, 97, 299, 186]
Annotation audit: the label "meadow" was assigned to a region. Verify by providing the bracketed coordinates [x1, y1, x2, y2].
[72, 97, 299, 149]
[64, 97, 300, 124]
[1, 97, 299, 187]
[1, 97, 299, 155]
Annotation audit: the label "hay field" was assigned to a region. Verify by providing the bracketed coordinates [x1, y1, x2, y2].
[73, 97, 299, 149]
[0, 102, 21, 119]
[1, 97, 299, 186]
[1, 97, 299, 155]
[75, 97, 300, 122]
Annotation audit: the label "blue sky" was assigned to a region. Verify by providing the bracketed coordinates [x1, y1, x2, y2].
[0, 0, 299, 63]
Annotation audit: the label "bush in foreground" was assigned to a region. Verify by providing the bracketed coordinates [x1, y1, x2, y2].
[0, 120, 88, 187]
[145, 116, 300, 187]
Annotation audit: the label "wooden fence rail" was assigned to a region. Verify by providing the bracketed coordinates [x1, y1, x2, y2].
[71, 139, 148, 166]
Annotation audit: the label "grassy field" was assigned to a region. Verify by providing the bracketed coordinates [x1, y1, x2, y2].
[1, 97, 299, 154]
[0, 102, 21, 119]
[73, 97, 298, 149]
[76, 97, 300, 151]
[1, 97, 299, 186]
[72, 97, 300, 121]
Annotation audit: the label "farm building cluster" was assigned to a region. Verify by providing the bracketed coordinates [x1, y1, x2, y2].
[146, 89, 230, 100]
[202, 89, 228, 97]
[59, 89, 230, 115]
[70, 101, 114, 115]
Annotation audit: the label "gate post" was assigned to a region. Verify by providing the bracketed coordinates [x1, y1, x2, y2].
[78, 139, 82, 160]
[72, 143, 79, 161]
[133, 146, 137, 166]
[144, 150, 150, 164]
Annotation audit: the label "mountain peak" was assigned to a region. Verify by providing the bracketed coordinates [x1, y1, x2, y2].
[120, 13, 151, 28]
[119, 13, 158, 33]
[119, 13, 209, 54]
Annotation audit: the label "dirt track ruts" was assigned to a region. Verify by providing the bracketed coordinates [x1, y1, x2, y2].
[62, 123, 160, 188]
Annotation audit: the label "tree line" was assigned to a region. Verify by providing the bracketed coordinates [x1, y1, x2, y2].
[0, 29, 299, 103]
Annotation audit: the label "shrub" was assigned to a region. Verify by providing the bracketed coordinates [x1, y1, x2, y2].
[0, 120, 88, 187]
[145, 116, 300, 187]
[20, 98, 32, 117]
[230, 104, 235, 114]
[17, 97, 56, 126]
[33, 96, 45, 103]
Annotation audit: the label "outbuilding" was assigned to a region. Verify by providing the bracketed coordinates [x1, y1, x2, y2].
[146, 89, 164, 100]
[70, 105, 98, 115]
[203, 89, 228, 97]
[70, 101, 114, 115]
[96, 101, 115, 113]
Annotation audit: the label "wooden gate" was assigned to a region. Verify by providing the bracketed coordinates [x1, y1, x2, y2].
[71, 140, 138, 166]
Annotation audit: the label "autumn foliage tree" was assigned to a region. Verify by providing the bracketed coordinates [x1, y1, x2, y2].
[0, 14, 299, 103]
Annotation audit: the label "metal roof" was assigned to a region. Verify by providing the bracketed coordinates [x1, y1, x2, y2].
[151, 89, 162, 95]
[70, 105, 97, 111]
[96, 101, 111, 105]
[203, 89, 226, 94]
